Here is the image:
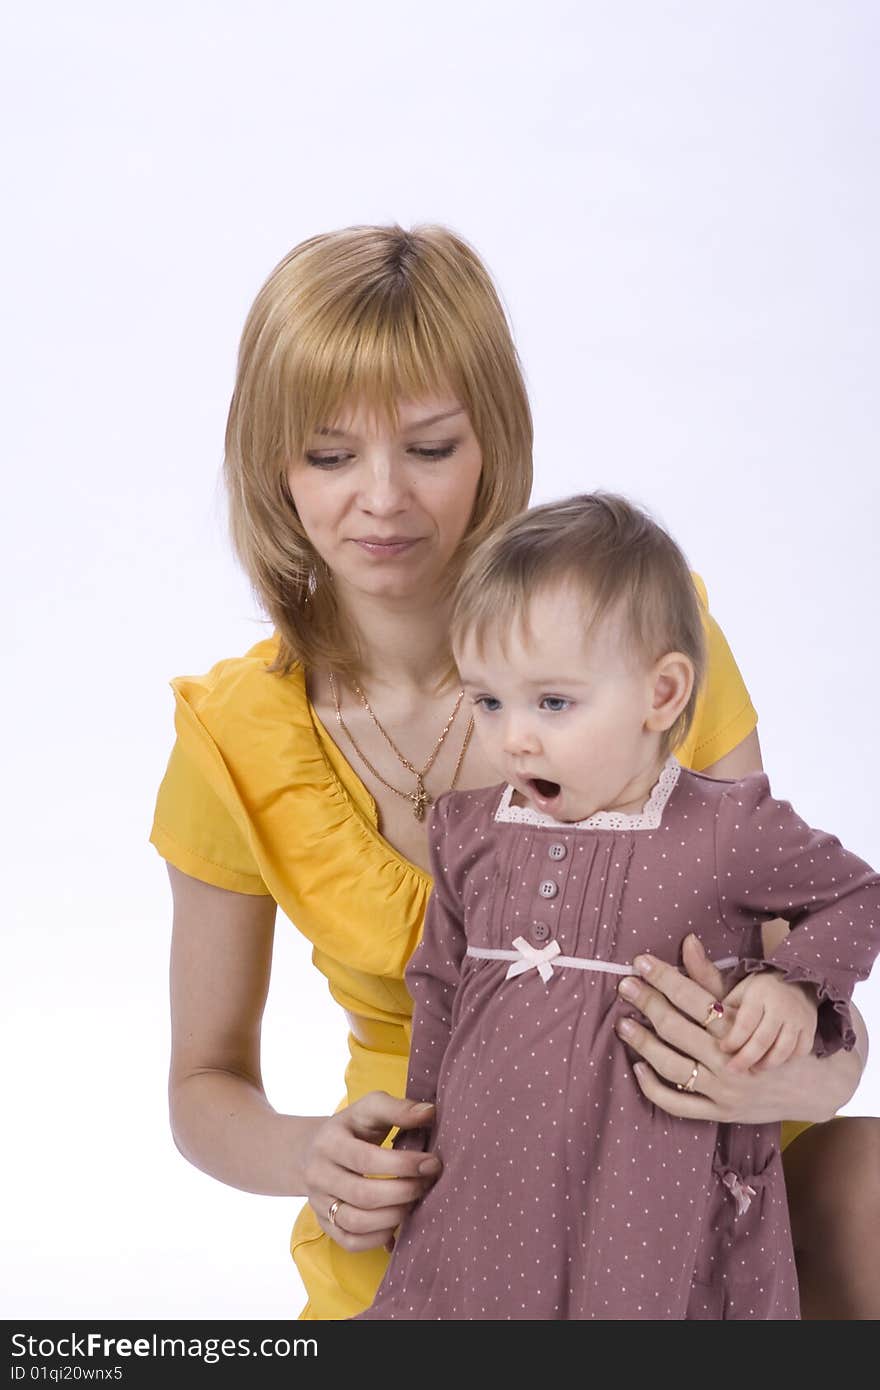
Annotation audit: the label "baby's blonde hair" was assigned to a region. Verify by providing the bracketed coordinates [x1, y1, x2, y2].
[450, 493, 707, 756]
[223, 224, 533, 682]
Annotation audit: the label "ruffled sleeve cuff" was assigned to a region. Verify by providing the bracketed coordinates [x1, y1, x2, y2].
[739, 956, 857, 1059]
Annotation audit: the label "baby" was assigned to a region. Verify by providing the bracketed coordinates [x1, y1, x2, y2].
[356, 492, 880, 1320]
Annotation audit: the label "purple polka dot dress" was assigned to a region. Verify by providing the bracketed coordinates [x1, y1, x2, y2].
[356, 760, 880, 1320]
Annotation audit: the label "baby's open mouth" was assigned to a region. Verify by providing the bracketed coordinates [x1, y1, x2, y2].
[528, 777, 561, 801]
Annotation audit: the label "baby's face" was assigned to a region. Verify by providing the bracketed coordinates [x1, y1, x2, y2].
[455, 584, 665, 822]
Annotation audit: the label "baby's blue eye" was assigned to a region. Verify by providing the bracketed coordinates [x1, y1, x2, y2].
[540, 697, 570, 712]
[473, 696, 501, 712]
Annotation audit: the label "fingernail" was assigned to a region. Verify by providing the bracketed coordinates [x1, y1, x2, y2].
[634, 1063, 648, 1080]
[617, 1018, 636, 1037]
[634, 955, 653, 974]
[618, 977, 638, 999]
[412, 1102, 434, 1113]
[418, 1157, 441, 1175]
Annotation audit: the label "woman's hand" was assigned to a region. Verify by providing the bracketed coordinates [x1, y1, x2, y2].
[302, 1092, 442, 1252]
[614, 935, 861, 1125]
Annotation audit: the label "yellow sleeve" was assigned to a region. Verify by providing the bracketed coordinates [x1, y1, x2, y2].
[675, 575, 758, 772]
[149, 735, 271, 896]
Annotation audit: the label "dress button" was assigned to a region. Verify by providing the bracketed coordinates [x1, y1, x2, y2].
[538, 879, 559, 899]
[531, 921, 551, 942]
[548, 843, 567, 861]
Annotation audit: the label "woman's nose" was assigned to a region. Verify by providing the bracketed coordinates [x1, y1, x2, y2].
[359, 459, 409, 515]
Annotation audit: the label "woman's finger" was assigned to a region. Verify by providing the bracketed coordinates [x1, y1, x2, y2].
[615, 1016, 720, 1098]
[307, 1136, 436, 1211]
[630, 1028, 833, 1128]
[630, 1062, 725, 1121]
[630, 952, 725, 1030]
[320, 1194, 413, 1238]
[616, 975, 726, 1063]
[301, 1094, 443, 1246]
[335, 1168, 433, 1212]
[312, 1191, 402, 1253]
[346, 1092, 436, 1142]
[330, 1130, 442, 1182]
[680, 934, 727, 999]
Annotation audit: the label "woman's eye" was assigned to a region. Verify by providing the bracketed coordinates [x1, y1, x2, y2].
[540, 697, 570, 712]
[304, 452, 352, 469]
[408, 444, 457, 460]
[472, 696, 501, 712]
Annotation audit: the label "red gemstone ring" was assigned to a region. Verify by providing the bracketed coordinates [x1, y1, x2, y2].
[702, 1001, 724, 1028]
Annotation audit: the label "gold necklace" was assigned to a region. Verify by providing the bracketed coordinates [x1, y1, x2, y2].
[328, 672, 475, 820]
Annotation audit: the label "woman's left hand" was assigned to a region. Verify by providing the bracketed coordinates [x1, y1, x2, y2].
[614, 934, 857, 1125]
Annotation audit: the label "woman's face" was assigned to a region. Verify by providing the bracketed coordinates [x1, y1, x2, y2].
[285, 393, 483, 605]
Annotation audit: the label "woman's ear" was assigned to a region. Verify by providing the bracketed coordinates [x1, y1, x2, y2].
[644, 652, 695, 733]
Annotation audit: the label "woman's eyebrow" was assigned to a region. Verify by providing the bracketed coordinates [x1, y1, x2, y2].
[316, 408, 465, 438]
[400, 408, 465, 431]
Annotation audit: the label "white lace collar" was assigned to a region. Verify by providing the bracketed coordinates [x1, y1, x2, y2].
[494, 756, 681, 832]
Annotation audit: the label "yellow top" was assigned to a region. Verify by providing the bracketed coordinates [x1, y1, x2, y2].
[149, 578, 806, 1320]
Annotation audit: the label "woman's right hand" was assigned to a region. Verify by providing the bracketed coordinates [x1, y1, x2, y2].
[302, 1092, 442, 1251]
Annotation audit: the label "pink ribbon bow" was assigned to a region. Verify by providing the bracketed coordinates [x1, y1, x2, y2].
[722, 1171, 758, 1216]
[506, 936, 562, 983]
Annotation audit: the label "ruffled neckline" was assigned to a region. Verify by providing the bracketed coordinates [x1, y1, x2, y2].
[168, 631, 438, 979]
[494, 757, 682, 831]
[303, 678, 433, 888]
[237, 634, 432, 886]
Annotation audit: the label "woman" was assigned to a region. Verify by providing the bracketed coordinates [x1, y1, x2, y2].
[151, 224, 878, 1320]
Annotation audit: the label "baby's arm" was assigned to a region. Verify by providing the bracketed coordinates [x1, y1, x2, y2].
[714, 773, 880, 1073]
[394, 795, 468, 1152]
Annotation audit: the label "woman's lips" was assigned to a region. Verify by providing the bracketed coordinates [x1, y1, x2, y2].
[352, 538, 422, 557]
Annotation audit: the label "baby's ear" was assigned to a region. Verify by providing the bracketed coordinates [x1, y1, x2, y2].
[644, 652, 694, 733]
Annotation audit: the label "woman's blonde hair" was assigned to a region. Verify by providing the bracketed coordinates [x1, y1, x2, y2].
[223, 224, 533, 682]
[450, 493, 707, 756]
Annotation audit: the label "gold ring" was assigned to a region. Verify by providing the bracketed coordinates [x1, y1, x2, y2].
[702, 1001, 724, 1028]
[328, 1199, 341, 1226]
[675, 1063, 699, 1093]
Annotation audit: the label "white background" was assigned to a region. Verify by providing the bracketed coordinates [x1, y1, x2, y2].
[4, 1, 878, 1319]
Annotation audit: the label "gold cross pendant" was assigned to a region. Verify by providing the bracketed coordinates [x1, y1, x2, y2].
[412, 780, 432, 822]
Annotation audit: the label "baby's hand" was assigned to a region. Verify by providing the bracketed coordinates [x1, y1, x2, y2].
[718, 972, 818, 1073]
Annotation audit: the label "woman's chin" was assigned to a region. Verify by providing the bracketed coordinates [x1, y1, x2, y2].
[340, 573, 433, 604]
[337, 553, 446, 604]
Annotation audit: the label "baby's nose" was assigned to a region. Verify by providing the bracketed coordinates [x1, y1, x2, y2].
[502, 721, 540, 756]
